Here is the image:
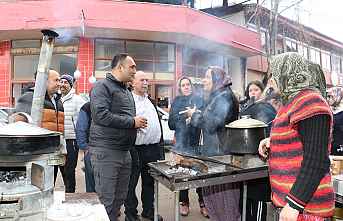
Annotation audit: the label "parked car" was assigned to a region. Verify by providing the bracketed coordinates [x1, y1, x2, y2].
[156, 106, 174, 146]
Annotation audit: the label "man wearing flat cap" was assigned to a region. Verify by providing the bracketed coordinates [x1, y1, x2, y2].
[60, 74, 86, 193]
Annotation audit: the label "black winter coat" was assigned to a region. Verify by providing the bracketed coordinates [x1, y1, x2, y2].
[89, 73, 136, 151]
[191, 86, 239, 156]
[168, 95, 203, 154]
[240, 101, 277, 136]
[331, 110, 343, 155]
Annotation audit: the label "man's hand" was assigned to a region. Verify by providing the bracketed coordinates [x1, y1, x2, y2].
[279, 204, 299, 221]
[258, 137, 270, 159]
[81, 149, 89, 157]
[134, 116, 148, 129]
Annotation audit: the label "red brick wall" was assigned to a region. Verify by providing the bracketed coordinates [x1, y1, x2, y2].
[76, 37, 94, 94]
[0, 41, 11, 106]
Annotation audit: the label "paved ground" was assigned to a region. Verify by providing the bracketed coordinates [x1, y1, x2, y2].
[55, 152, 209, 221]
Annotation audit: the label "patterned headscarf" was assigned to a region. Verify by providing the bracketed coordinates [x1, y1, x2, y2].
[208, 66, 232, 92]
[327, 87, 343, 113]
[269, 52, 327, 104]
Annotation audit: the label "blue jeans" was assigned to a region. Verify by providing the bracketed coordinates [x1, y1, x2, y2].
[84, 151, 95, 192]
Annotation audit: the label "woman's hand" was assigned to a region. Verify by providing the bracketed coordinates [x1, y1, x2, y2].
[186, 106, 196, 118]
[279, 204, 299, 221]
[258, 137, 270, 159]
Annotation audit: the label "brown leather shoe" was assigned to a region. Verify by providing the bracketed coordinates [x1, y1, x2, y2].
[179, 202, 190, 216]
[199, 203, 209, 218]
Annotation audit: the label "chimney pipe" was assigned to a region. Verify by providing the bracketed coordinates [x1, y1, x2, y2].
[31, 29, 59, 127]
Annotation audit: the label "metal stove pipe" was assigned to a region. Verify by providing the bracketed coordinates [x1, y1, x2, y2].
[31, 29, 59, 127]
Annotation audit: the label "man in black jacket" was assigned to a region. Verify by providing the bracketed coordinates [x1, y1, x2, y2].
[89, 53, 147, 221]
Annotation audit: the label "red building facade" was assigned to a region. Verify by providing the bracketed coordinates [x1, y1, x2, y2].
[0, 0, 261, 107]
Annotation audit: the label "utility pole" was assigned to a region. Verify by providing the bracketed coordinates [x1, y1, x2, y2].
[268, 0, 280, 57]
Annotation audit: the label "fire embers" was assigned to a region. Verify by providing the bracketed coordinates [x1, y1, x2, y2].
[165, 158, 209, 176]
[165, 165, 200, 176]
[0, 171, 26, 183]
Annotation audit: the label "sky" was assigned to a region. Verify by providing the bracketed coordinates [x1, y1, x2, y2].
[195, 0, 343, 43]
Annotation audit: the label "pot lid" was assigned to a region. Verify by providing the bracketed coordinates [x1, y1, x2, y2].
[226, 117, 267, 128]
[0, 122, 61, 137]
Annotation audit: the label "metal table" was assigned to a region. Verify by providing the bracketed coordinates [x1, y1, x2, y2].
[149, 154, 269, 221]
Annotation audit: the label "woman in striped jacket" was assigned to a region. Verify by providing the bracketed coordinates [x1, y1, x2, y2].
[259, 52, 334, 221]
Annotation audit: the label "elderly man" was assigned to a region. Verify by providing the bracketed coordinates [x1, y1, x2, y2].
[60, 74, 86, 193]
[14, 70, 65, 184]
[89, 53, 147, 221]
[124, 71, 164, 221]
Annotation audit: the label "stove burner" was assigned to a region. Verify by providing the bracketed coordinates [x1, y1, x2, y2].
[0, 171, 26, 183]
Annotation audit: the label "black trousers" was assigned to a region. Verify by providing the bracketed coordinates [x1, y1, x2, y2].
[246, 178, 271, 221]
[124, 144, 161, 217]
[246, 199, 267, 221]
[179, 187, 204, 205]
[54, 165, 65, 186]
[64, 139, 79, 193]
[91, 148, 131, 221]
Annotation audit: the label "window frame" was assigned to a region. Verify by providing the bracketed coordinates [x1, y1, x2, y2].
[94, 38, 176, 79]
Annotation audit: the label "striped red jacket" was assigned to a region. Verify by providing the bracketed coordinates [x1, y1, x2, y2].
[269, 89, 334, 217]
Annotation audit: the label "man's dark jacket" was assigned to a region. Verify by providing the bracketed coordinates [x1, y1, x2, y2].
[89, 73, 136, 151]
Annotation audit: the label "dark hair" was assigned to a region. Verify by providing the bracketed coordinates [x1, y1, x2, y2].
[264, 91, 281, 103]
[208, 66, 231, 91]
[111, 53, 128, 69]
[244, 80, 265, 100]
[177, 76, 193, 95]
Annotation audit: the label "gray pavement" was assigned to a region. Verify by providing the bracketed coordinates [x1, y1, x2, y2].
[55, 152, 209, 221]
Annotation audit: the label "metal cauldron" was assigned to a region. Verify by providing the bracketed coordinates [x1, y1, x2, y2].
[0, 121, 61, 156]
[224, 116, 267, 154]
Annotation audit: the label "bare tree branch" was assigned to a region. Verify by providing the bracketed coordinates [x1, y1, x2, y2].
[246, 0, 267, 26]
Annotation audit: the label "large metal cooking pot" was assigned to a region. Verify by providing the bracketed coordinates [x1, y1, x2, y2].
[0, 122, 61, 156]
[224, 116, 267, 154]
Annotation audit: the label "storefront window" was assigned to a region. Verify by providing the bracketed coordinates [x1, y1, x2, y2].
[12, 40, 40, 48]
[127, 41, 154, 60]
[54, 38, 79, 46]
[13, 54, 77, 81]
[155, 43, 175, 61]
[50, 54, 77, 74]
[95, 39, 175, 79]
[13, 55, 39, 80]
[95, 39, 125, 59]
[182, 47, 226, 79]
[127, 41, 154, 73]
[136, 61, 154, 73]
[155, 43, 175, 77]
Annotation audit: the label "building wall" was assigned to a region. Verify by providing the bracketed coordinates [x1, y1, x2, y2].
[0, 41, 11, 106]
[246, 69, 264, 83]
[77, 38, 94, 94]
[222, 11, 246, 26]
[230, 58, 244, 95]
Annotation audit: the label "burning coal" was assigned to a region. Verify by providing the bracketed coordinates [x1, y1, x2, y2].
[0, 171, 26, 183]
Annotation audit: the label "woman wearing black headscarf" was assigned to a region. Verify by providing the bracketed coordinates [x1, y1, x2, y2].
[327, 87, 343, 156]
[168, 76, 208, 217]
[186, 66, 240, 221]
